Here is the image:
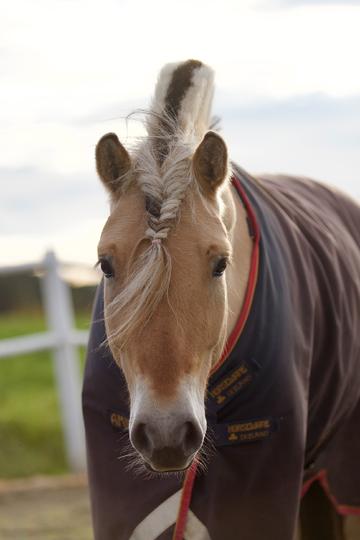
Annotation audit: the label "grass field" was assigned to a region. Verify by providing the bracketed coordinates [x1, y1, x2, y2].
[0, 312, 91, 479]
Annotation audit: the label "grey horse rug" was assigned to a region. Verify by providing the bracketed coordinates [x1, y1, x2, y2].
[82, 168, 360, 540]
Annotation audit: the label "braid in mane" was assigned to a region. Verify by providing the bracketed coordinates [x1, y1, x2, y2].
[105, 135, 195, 350]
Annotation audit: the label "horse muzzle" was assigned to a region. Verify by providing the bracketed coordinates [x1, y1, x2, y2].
[130, 416, 204, 472]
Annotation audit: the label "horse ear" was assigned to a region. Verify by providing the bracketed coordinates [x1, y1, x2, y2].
[95, 133, 131, 194]
[193, 131, 228, 195]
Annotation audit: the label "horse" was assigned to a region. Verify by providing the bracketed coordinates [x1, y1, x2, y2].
[82, 59, 360, 540]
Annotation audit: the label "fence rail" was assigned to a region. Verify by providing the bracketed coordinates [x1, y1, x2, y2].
[0, 251, 90, 472]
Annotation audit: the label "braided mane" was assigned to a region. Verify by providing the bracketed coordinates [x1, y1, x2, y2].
[106, 60, 215, 349]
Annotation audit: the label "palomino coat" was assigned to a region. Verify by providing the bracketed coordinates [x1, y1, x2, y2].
[82, 168, 360, 540]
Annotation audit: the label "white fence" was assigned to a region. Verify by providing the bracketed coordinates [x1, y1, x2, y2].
[0, 251, 90, 472]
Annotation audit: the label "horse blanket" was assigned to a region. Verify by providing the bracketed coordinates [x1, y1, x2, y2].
[82, 168, 360, 540]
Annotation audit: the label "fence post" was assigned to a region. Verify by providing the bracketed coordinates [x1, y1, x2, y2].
[41, 250, 86, 472]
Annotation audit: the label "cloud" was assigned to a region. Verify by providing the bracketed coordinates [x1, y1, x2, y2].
[1, 0, 360, 264]
[0, 165, 107, 265]
[216, 93, 360, 198]
[274, 0, 360, 5]
[0, 166, 107, 236]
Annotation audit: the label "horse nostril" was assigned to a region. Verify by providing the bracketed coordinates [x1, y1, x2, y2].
[182, 420, 203, 456]
[131, 418, 204, 466]
[131, 422, 152, 456]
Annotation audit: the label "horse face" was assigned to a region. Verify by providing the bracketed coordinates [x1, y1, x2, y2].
[96, 131, 232, 472]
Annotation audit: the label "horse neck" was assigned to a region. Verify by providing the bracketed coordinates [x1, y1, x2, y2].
[223, 182, 253, 339]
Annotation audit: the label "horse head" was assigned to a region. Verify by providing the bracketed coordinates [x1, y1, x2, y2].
[95, 60, 244, 473]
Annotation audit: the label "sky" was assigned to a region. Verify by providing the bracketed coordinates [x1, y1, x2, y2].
[1, 0, 360, 269]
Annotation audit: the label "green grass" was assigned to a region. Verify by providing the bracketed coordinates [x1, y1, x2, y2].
[0, 312, 90, 479]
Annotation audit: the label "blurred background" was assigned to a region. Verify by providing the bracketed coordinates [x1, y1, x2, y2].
[1, 0, 359, 538]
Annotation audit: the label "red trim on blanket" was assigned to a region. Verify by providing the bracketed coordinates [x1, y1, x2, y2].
[210, 176, 261, 375]
[173, 175, 261, 539]
[301, 469, 360, 516]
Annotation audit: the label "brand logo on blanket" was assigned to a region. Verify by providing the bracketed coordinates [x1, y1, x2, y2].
[227, 418, 271, 442]
[109, 411, 129, 431]
[208, 361, 254, 409]
[214, 417, 278, 446]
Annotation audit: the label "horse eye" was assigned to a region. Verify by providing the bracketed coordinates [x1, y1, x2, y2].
[213, 257, 228, 277]
[99, 258, 114, 278]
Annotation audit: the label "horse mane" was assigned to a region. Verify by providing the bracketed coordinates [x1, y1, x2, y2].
[105, 60, 219, 350]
